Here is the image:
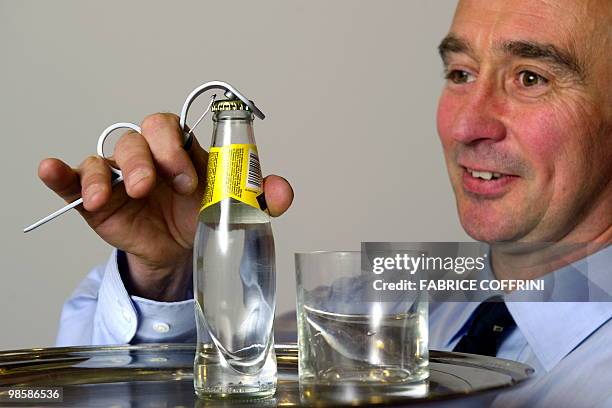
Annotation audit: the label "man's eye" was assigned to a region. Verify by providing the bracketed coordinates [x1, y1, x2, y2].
[445, 70, 475, 84]
[518, 70, 548, 87]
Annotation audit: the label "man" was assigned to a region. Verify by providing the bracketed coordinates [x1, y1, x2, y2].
[40, 0, 610, 405]
[427, 0, 611, 405]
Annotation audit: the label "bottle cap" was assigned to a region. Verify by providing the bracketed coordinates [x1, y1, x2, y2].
[211, 99, 251, 112]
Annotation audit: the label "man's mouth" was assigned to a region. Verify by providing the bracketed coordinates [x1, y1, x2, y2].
[462, 167, 519, 197]
[467, 168, 504, 180]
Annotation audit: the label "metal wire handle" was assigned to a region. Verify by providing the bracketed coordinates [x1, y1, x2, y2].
[23, 81, 265, 233]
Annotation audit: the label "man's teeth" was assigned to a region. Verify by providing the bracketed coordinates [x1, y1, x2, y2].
[468, 169, 502, 180]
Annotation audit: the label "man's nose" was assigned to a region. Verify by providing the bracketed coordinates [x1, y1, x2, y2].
[451, 81, 507, 145]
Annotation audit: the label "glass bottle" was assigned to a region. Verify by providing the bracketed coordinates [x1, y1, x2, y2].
[193, 99, 277, 399]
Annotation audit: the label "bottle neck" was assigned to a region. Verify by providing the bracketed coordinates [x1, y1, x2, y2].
[210, 110, 256, 147]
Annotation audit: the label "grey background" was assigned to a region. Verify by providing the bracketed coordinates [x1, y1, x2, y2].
[0, 0, 466, 350]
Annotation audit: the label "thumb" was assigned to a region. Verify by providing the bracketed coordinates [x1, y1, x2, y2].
[263, 175, 294, 217]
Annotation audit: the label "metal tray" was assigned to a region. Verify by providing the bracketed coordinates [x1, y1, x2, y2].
[0, 344, 533, 407]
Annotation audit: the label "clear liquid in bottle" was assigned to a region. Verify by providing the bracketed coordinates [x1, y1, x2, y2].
[193, 103, 277, 399]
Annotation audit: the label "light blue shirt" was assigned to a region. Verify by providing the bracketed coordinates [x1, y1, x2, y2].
[57, 247, 612, 407]
[56, 249, 197, 345]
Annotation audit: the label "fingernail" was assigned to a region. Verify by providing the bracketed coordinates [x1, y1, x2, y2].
[84, 185, 100, 200]
[173, 173, 193, 193]
[128, 168, 151, 189]
[84, 186, 102, 209]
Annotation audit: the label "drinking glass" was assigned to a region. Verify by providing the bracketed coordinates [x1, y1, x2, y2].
[295, 251, 429, 403]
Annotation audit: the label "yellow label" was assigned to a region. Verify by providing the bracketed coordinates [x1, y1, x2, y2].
[201, 144, 266, 212]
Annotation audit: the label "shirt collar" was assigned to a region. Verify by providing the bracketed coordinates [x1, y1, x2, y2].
[439, 245, 612, 372]
[504, 245, 612, 371]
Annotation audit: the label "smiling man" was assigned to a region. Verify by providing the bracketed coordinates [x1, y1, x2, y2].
[428, 0, 612, 405]
[438, 0, 611, 253]
[44, 0, 611, 406]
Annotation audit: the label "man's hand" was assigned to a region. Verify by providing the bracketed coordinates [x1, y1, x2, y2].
[38, 113, 294, 302]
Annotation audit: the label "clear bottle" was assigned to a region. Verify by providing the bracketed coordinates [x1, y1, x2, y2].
[193, 99, 277, 399]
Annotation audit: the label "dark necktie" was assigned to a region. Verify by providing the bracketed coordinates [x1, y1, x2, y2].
[453, 297, 517, 356]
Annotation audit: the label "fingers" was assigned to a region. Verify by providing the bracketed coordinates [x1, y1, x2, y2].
[39, 111, 204, 214]
[38, 156, 114, 212]
[263, 175, 294, 217]
[77, 155, 113, 211]
[38, 158, 81, 202]
[114, 131, 156, 198]
[139, 113, 198, 195]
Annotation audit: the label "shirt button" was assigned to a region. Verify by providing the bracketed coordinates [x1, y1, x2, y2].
[153, 322, 170, 333]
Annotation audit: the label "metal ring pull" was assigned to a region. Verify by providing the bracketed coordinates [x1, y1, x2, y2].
[96, 122, 142, 178]
[178, 80, 265, 146]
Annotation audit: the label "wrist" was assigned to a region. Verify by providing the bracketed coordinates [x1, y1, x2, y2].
[119, 250, 193, 302]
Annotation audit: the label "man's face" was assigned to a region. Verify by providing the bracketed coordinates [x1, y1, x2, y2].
[437, 0, 612, 243]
